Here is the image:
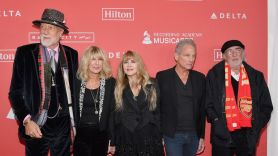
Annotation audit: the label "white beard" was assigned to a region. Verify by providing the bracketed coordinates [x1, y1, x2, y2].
[40, 34, 60, 48]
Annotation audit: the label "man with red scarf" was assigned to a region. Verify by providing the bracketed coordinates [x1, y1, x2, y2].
[9, 8, 78, 156]
[206, 40, 273, 156]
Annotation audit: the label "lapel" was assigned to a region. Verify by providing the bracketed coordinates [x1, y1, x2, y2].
[218, 61, 226, 109]
[169, 67, 178, 109]
[189, 70, 198, 112]
[31, 44, 41, 98]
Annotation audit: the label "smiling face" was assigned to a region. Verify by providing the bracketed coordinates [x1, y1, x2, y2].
[175, 44, 196, 70]
[223, 46, 244, 69]
[123, 57, 138, 77]
[88, 56, 104, 76]
[39, 23, 64, 49]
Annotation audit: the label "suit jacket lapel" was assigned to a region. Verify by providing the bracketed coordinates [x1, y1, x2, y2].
[169, 67, 178, 109]
[31, 44, 41, 100]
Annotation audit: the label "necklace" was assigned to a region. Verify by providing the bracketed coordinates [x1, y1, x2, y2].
[90, 88, 99, 115]
[79, 79, 106, 121]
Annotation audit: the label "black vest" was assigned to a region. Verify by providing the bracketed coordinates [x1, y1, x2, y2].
[48, 61, 69, 117]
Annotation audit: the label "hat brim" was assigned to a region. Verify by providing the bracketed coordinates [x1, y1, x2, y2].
[33, 20, 69, 34]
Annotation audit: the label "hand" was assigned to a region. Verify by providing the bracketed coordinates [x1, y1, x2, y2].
[107, 146, 115, 155]
[24, 119, 42, 138]
[196, 138, 205, 154]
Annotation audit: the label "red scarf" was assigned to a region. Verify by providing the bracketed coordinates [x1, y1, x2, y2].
[225, 63, 252, 131]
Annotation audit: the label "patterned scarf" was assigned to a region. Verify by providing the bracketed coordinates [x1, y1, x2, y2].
[225, 62, 252, 131]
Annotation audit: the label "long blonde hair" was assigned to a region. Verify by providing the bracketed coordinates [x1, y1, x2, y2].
[77, 46, 112, 81]
[114, 50, 157, 111]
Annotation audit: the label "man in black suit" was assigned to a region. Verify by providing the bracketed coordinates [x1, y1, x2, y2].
[9, 8, 78, 156]
[156, 39, 206, 156]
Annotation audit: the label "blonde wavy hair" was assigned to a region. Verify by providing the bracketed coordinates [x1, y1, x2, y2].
[77, 46, 112, 81]
[114, 50, 157, 111]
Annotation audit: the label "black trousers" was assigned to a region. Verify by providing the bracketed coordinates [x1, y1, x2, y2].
[212, 129, 254, 156]
[73, 124, 109, 156]
[25, 115, 71, 156]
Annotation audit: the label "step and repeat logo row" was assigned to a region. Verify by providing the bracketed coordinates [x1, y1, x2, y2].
[29, 32, 95, 43]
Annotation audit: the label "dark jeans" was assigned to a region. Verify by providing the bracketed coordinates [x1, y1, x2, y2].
[164, 132, 199, 156]
[73, 124, 109, 156]
[25, 115, 71, 156]
[212, 129, 254, 156]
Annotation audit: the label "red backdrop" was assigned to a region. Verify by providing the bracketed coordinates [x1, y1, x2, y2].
[0, 0, 267, 155]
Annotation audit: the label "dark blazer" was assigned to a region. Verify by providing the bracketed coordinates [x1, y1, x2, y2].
[205, 60, 273, 153]
[74, 77, 116, 132]
[9, 43, 78, 138]
[156, 67, 206, 139]
[110, 80, 161, 145]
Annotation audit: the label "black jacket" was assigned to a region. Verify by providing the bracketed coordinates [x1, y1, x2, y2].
[110, 80, 161, 145]
[74, 77, 116, 132]
[9, 43, 78, 138]
[206, 60, 273, 153]
[156, 67, 206, 139]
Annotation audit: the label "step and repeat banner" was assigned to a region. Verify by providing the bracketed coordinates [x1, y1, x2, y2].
[0, 0, 267, 155]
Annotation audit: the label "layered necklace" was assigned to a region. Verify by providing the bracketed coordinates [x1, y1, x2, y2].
[90, 87, 99, 115]
[79, 78, 105, 121]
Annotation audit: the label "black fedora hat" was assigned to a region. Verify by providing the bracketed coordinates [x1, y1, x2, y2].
[33, 8, 69, 34]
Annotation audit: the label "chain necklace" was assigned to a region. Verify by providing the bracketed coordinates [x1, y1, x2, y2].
[79, 79, 106, 121]
[89, 87, 99, 115]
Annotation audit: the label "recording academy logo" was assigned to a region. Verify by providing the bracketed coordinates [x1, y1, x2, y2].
[102, 8, 134, 21]
[0, 9, 21, 17]
[214, 49, 223, 61]
[29, 32, 95, 43]
[142, 30, 203, 45]
[0, 49, 15, 62]
[210, 12, 247, 20]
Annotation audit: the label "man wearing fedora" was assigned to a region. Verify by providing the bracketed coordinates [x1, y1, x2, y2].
[205, 40, 273, 156]
[9, 8, 78, 156]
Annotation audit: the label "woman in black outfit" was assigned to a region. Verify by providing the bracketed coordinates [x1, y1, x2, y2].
[73, 46, 115, 156]
[110, 50, 164, 156]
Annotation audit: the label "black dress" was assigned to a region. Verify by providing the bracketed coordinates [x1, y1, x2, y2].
[112, 83, 164, 156]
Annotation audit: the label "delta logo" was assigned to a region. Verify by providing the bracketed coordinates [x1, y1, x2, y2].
[29, 32, 95, 43]
[102, 8, 134, 21]
[0, 9, 21, 17]
[0, 49, 15, 62]
[210, 12, 247, 20]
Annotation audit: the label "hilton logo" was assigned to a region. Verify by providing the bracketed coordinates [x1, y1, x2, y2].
[0, 49, 15, 62]
[214, 49, 223, 61]
[102, 8, 134, 21]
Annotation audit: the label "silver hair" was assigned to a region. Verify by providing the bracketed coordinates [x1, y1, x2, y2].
[175, 39, 196, 54]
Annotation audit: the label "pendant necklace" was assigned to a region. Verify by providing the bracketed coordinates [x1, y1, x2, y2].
[90, 88, 99, 115]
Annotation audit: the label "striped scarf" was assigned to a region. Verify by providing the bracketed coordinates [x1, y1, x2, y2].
[225, 62, 252, 131]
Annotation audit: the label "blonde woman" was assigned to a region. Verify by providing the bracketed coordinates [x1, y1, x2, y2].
[110, 51, 164, 156]
[73, 46, 115, 156]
